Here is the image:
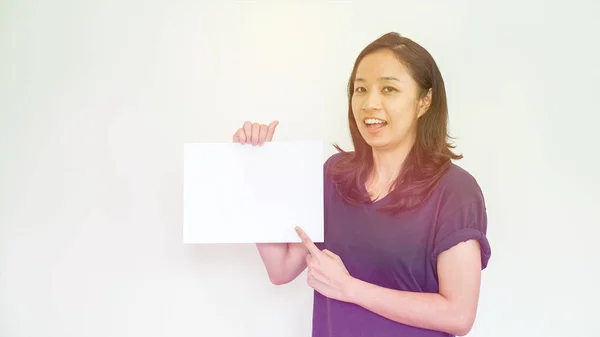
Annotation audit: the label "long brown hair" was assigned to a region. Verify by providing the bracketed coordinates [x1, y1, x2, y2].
[331, 32, 462, 214]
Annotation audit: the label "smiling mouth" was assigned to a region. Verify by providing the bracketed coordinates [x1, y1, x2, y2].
[364, 118, 387, 126]
[363, 118, 388, 134]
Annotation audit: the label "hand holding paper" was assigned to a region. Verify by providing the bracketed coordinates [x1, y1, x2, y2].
[233, 120, 279, 145]
[183, 122, 324, 244]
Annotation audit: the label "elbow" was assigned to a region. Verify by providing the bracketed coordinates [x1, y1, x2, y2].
[449, 313, 476, 336]
[269, 277, 287, 285]
[452, 325, 472, 337]
[268, 273, 291, 285]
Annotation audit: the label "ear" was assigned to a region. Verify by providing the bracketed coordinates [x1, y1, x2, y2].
[417, 88, 432, 118]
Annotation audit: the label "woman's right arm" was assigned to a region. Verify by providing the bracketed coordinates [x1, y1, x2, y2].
[233, 120, 310, 285]
[255, 243, 309, 284]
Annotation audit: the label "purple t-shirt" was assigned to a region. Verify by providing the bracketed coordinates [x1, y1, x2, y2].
[312, 153, 491, 337]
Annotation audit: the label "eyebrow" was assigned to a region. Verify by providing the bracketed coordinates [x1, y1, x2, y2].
[355, 76, 402, 83]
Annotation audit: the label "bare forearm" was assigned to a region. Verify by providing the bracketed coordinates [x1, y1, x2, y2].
[345, 278, 474, 336]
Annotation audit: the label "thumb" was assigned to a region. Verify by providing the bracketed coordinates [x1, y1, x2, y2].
[266, 120, 279, 141]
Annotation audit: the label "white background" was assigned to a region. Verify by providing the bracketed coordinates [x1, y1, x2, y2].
[1, 1, 599, 336]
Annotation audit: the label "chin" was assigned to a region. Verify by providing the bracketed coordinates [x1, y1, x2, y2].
[360, 133, 391, 149]
[366, 140, 392, 150]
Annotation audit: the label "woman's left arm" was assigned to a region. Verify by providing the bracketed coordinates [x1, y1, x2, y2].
[345, 239, 482, 336]
[295, 227, 483, 337]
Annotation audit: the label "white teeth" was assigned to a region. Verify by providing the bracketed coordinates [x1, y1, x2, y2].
[364, 118, 387, 125]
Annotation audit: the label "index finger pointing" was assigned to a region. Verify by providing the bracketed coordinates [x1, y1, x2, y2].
[295, 226, 320, 255]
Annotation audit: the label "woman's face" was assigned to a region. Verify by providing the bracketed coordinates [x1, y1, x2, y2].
[351, 49, 430, 151]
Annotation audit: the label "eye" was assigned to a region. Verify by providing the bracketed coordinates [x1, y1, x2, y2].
[354, 87, 366, 93]
[382, 86, 398, 93]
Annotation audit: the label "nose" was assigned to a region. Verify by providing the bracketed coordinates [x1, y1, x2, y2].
[362, 90, 382, 112]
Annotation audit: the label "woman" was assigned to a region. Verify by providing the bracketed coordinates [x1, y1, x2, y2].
[232, 32, 491, 337]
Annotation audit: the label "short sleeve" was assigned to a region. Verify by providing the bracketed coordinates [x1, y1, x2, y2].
[431, 198, 492, 270]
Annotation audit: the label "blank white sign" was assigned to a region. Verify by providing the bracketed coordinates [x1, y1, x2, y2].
[183, 141, 324, 244]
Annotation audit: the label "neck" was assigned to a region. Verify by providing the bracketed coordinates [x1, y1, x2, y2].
[370, 137, 415, 187]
